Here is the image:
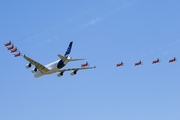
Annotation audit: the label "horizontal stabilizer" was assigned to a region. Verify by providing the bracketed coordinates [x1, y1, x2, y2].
[58, 54, 84, 62]
[69, 59, 84, 61]
[58, 54, 68, 61]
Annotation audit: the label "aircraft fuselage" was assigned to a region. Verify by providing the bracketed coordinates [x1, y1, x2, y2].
[35, 60, 67, 77]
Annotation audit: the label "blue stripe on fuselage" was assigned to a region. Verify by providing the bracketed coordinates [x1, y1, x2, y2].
[57, 60, 65, 69]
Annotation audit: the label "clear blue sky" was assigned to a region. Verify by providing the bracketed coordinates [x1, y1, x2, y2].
[1, 0, 180, 120]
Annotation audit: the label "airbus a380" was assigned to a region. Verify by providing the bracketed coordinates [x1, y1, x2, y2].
[24, 41, 95, 78]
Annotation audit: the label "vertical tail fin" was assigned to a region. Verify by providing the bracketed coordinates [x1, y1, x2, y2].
[64, 41, 73, 57]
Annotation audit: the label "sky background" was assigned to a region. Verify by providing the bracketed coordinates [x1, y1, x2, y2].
[1, 0, 180, 120]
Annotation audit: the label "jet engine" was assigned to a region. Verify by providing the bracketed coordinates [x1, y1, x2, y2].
[26, 63, 31, 69]
[71, 70, 77, 76]
[57, 72, 63, 77]
[31, 68, 37, 73]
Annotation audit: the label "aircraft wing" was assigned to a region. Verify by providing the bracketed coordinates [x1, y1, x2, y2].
[59, 66, 95, 72]
[23, 55, 49, 74]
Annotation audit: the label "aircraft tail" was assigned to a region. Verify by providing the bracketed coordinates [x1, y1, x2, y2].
[64, 41, 73, 58]
[58, 41, 84, 62]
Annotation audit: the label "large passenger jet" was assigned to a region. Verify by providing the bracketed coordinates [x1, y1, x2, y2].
[24, 41, 95, 78]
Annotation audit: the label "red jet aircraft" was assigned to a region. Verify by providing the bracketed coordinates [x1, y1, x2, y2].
[11, 48, 18, 53]
[116, 62, 123, 67]
[7, 44, 14, 50]
[4, 41, 12, 46]
[152, 58, 160, 64]
[14, 52, 21, 57]
[135, 61, 142, 66]
[169, 57, 176, 63]
[81, 62, 88, 67]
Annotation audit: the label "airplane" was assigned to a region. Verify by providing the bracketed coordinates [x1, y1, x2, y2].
[11, 48, 18, 53]
[7, 44, 14, 50]
[14, 52, 21, 57]
[81, 62, 88, 67]
[4, 41, 12, 46]
[23, 41, 95, 78]
[135, 61, 142, 66]
[152, 58, 160, 64]
[169, 57, 176, 63]
[116, 62, 123, 67]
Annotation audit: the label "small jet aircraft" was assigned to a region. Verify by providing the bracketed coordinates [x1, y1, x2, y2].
[152, 58, 160, 64]
[81, 62, 88, 67]
[7, 44, 14, 50]
[23, 41, 95, 78]
[169, 57, 176, 63]
[4, 41, 12, 46]
[14, 52, 21, 57]
[116, 62, 123, 67]
[135, 61, 142, 66]
[11, 48, 18, 53]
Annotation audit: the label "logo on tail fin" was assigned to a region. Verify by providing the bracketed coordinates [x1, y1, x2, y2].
[64, 41, 73, 57]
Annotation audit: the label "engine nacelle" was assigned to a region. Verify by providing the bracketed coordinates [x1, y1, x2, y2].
[31, 68, 37, 73]
[71, 71, 77, 76]
[57, 72, 63, 77]
[26, 63, 31, 69]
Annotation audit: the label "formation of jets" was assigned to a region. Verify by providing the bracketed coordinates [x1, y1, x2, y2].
[4, 41, 22, 57]
[4, 41, 177, 77]
[116, 57, 176, 67]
